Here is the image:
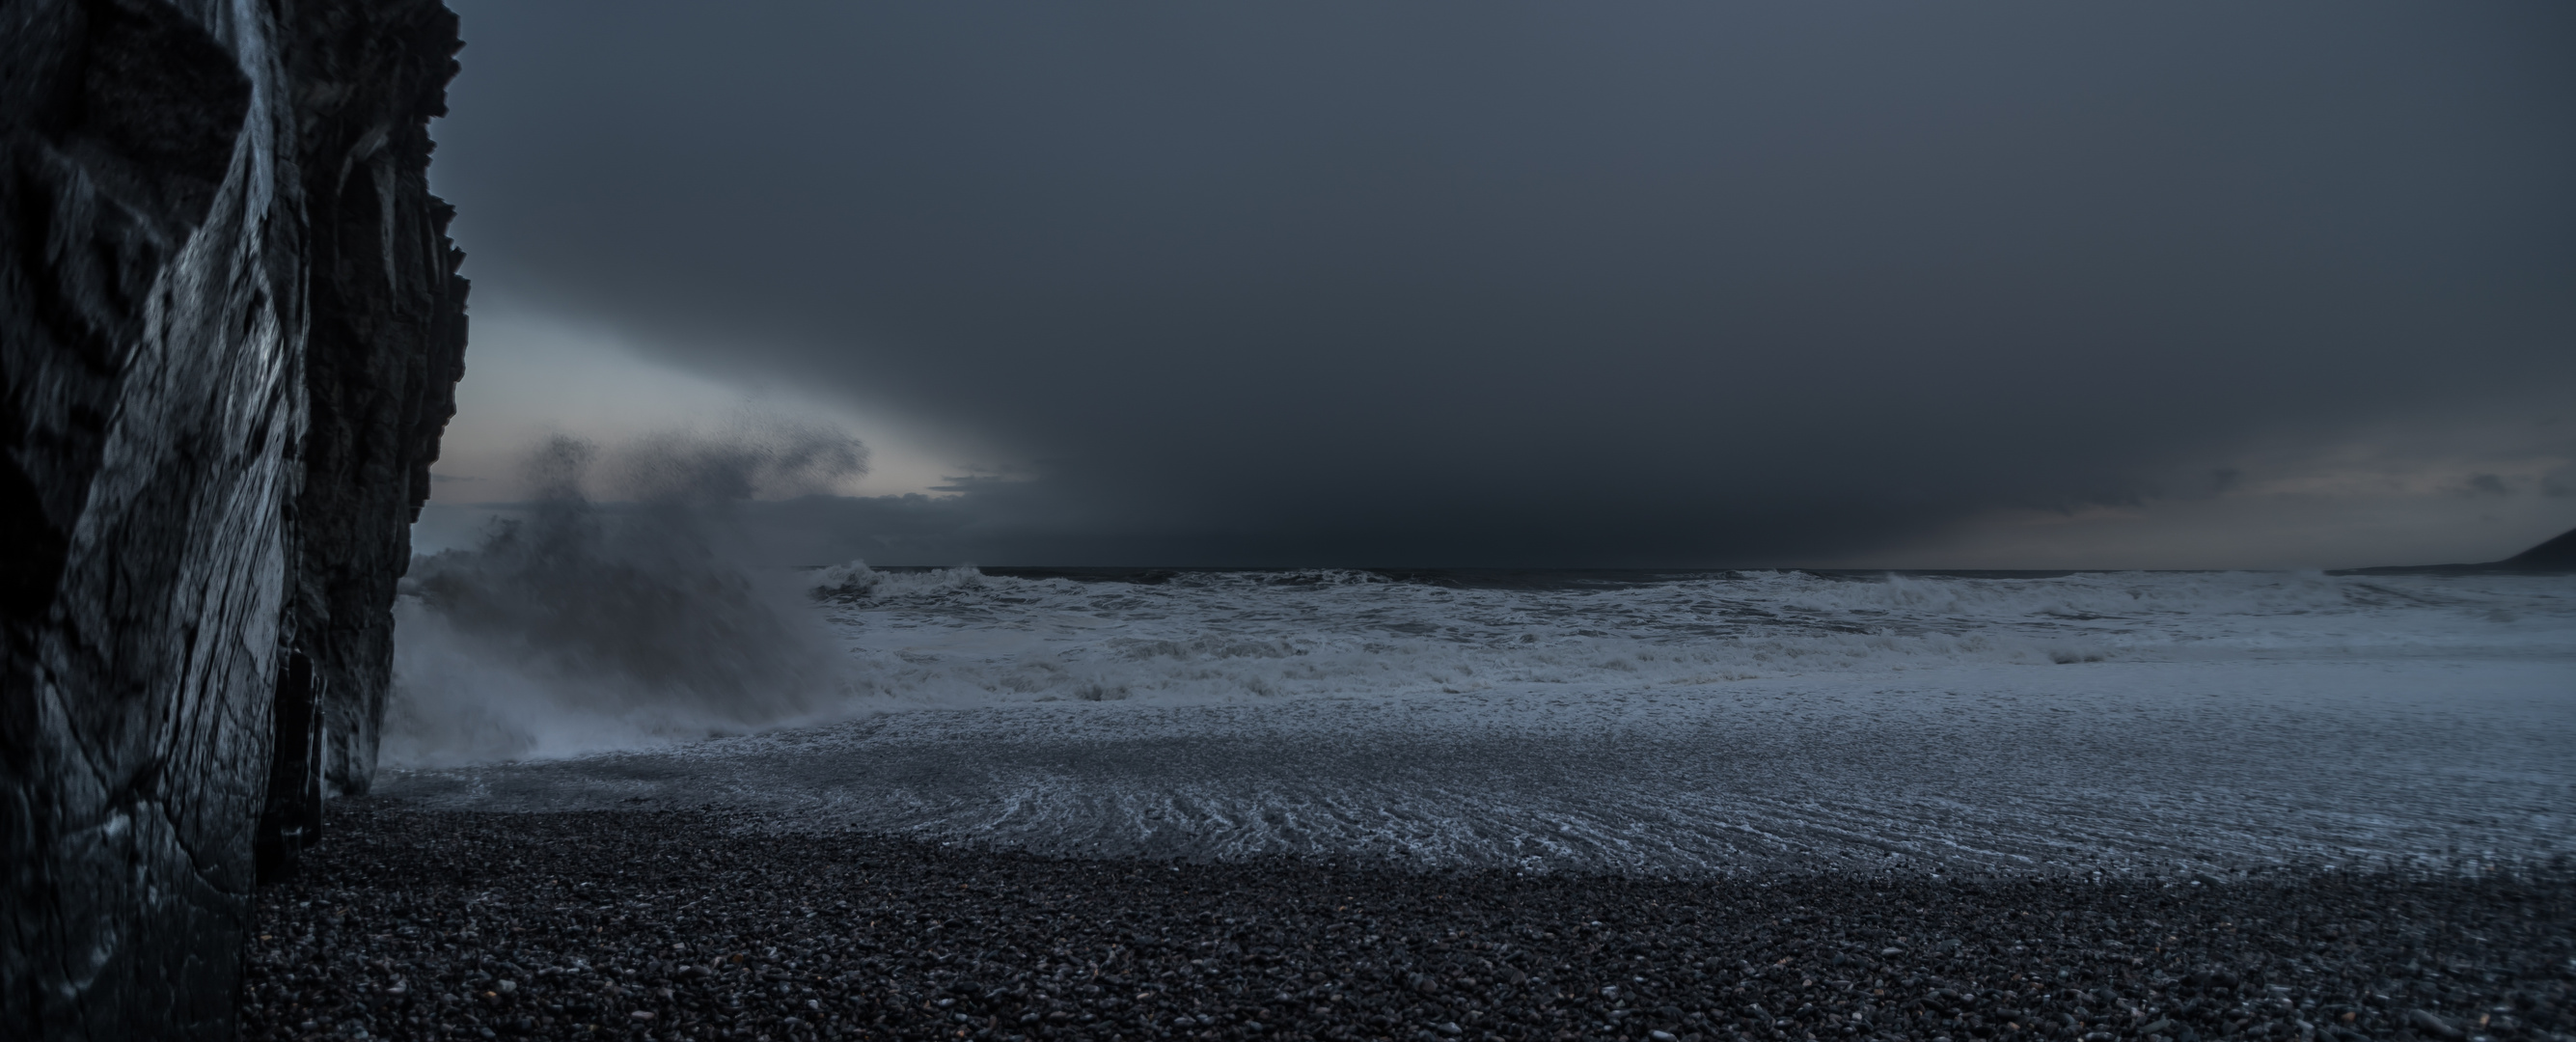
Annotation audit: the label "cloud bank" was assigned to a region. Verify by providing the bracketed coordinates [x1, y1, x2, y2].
[425, 1, 2576, 566]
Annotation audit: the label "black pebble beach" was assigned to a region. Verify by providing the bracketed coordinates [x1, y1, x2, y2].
[243, 804, 2574, 1042]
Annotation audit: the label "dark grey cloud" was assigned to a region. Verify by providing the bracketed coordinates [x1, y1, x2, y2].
[430, 1, 2576, 565]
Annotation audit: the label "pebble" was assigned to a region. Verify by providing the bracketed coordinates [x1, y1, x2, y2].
[2409, 1007, 2466, 1039]
[236, 803, 2573, 1042]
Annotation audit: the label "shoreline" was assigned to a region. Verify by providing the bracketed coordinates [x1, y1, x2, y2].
[370, 650, 2576, 883]
[242, 803, 2574, 1042]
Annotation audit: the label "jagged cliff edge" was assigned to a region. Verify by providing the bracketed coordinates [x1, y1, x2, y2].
[1, 1, 467, 1036]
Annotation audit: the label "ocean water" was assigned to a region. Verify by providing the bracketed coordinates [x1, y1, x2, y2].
[379, 566, 2576, 877]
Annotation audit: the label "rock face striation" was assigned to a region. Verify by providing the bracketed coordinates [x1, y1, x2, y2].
[0, 1, 466, 1037]
[285, 0, 473, 795]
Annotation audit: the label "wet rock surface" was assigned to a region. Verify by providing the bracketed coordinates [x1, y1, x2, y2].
[287, 0, 474, 794]
[245, 804, 2574, 1042]
[4, 0, 310, 1028]
[3, 1, 464, 1035]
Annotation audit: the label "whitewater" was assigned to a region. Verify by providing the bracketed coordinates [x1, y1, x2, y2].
[378, 566, 2576, 877]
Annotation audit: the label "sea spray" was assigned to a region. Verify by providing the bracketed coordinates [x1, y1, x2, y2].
[384, 425, 864, 765]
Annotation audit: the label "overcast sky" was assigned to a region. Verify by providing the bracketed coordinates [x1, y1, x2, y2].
[423, 1, 2576, 568]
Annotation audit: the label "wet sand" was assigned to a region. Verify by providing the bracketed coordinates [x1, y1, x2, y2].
[375, 660, 2576, 878]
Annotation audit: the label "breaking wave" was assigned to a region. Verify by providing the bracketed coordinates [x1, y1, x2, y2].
[810, 564, 2574, 706]
[390, 506, 2575, 767]
[384, 427, 864, 766]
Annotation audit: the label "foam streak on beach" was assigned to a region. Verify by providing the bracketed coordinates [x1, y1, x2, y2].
[381, 569, 2576, 878]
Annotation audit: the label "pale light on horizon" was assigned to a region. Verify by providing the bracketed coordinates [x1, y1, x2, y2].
[429, 299, 968, 506]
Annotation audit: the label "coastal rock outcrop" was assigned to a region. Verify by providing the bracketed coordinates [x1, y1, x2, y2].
[2340, 525, 2576, 576]
[0, 1, 465, 1037]
[287, 0, 472, 795]
[2504, 525, 2576, 571]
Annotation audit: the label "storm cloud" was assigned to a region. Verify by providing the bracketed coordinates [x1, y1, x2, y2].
[425, 1, 2576, 566]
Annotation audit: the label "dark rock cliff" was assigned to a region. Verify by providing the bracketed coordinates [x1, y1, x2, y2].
[0, 1, 465, 1036]
[287, 0, 471, 794]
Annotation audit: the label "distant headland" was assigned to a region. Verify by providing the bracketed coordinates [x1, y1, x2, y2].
[2335, 526, 2576, 575]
